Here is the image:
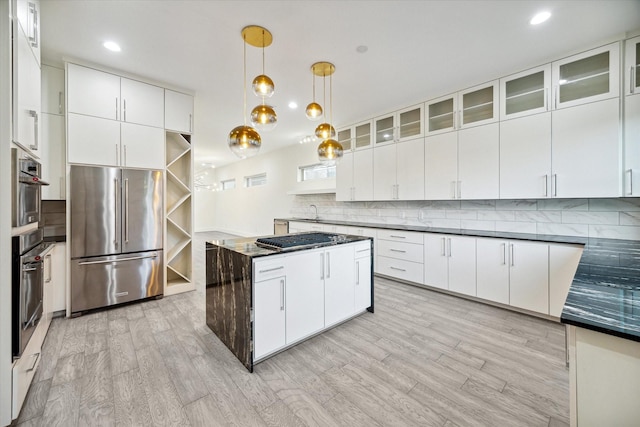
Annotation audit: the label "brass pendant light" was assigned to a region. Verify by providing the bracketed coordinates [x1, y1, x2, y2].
[247, 26, 277, 131]
[305, 68, 323, 121]
[228, 27, 262, 159]
[315, 62, 343, 164]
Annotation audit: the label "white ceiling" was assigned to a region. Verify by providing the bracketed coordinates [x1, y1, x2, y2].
[40, 1, 640, 169]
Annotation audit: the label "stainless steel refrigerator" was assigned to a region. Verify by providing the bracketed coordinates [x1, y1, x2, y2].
[70, 165, 164, 314]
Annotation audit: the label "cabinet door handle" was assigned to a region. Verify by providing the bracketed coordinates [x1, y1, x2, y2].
[510, 243, 515, 267]
[123, 99, 127, 122]
[441, 237, 446, 256]
[389, 266, 406, 272]
[545, 87, 549, 111]
[327, 252, 331, 278]
[389, 248, 406, 253]
[189, 113, 193, 132]
[280, 279, 285, 311]
[115, 144, 119, 166]
[115, 98, 118, 120]
[451, 181, 456, 199]
[45, 254, 52, 283]
[258, 266, 284, 273]
[58, 91, 63, 114]
[544, 174, 548, 197]
[27, 110, 38, 151]
[501, 243, 506, 265]
[320, 253, 324, 279]
[447, 238, 452, 257]
[28, 3, 38, 48]
[453, 108, 457, 129]
[124, 145, 127, 167]
[631, 66, 636, 95]
[356, 261, 360, 285]
[457, 181, 461, 199]
[554, 85, 559, 109]
[628, 169, 633, 196]
[553, 174, 558, 197]
[389, 235, 406, 239]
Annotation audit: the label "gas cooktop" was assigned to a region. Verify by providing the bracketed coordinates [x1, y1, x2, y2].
[256, 232, 346, 251]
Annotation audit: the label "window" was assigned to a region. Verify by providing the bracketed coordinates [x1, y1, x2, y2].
[299, 163, 336, 182]
[221, 179, 236, 190]
[245, 173, 267, 188]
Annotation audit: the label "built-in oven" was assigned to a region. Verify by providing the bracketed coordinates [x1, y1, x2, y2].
[12, 227, 53, 358]
[11, 147, 48, 227]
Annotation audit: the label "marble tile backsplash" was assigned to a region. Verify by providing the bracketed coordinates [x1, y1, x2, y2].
[290, 196, 640, 241]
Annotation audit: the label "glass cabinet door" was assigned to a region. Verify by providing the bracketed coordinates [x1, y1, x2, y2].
[337, 128, 352, 151]
[552, 42, 620, 109]
[354, 121, 371, 149]
[459, 80, 499, 128]
[625, 36, 640, 96]
[500, 64, 551, 120]
[374, 115, 395, 144]
[426, 95, 457, 135]
[397, 105, 423, 140]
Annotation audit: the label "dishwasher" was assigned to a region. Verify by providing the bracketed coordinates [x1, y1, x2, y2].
[273, 219, 289, 235]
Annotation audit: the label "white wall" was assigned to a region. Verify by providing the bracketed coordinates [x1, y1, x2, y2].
[195, 142, 335, 236]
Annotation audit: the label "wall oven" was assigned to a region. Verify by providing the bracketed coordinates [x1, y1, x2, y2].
[11, 147, 48, 227]
[12, 227, 53, 358]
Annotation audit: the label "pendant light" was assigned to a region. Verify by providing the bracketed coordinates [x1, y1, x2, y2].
[228, 27, 262, 159]
[305, 70, 323, 121]
[315, 62, 343, 164]
[248, 26, 277, 131]
[314, 63, 336, 139]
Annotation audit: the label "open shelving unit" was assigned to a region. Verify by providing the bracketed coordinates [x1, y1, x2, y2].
[165, 132, 194, 295]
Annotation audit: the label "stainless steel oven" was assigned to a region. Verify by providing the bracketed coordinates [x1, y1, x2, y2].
[12, 227, 53, 358]
[11, 147, 48, 227]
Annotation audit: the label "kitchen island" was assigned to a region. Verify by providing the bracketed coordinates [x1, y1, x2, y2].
[206, 232, 373, 372]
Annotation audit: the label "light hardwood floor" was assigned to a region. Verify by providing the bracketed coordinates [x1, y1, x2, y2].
[14, 231, 569, 426]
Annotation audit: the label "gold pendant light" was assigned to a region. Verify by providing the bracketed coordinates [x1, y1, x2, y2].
[313, 62, 335, 139]
[314, 62, 343, 164]
[305, 68, 323, 121]
[247, 26, 277, 131]
[228, 27, 262, 159]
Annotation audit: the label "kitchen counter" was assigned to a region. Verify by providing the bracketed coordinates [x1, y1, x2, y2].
[282, 218, 640, 343]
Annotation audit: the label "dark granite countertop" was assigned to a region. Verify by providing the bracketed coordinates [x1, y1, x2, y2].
[279, 218, 640, 343]
[207, 233, 372, 258]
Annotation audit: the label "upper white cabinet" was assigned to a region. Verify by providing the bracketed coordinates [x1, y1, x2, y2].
[336, 148, 373, 201]
[165, 89, 193, 134]
[42, 64, 64, 115]
[15, 0, 40, 66]
[67, 63, 164, 128]
[337, 120, 372, 152]
[552, 42, 620, 109]
[374, 104, 423, 145]
[424, 132, 458, 199]
[457, 123, 499, 200]
[40, 114, 65, 199]
[624, 36, 640, 196]
[12, 13, 41, 155]
[500, 64, 551, 121]
[425, 94, 457, 136]
[459, 81, 499, 129]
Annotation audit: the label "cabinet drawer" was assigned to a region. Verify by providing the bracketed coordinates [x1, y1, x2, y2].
[354, 241, 372, 259]
[254, 256, 287, 282]
[377, 229, 423, 244]
[378, 239, 423, 263]
[12, 319, 45, 418]
[377, 256, 424, 284]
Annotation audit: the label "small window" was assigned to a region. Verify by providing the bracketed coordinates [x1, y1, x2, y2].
[245, 173, 267, 187]
[299, 163, 336, 182]
[221, 179, 236, 190]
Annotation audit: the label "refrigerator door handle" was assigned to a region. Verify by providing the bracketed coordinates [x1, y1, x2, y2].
[124, 178, 129, 243]
[78, 253, 158, 266]
[114, 178, 119, 248]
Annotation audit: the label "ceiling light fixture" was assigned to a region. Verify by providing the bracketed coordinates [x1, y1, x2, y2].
[103, 41, 121, 52]
[247, 26, 277, 131]
[228, 27, 262, 159]
[314, 62, 343, 164]
[530, 11, 551, 25]
[288, 101, 298, 109]
[314, 63, 336, 139]
[305, 64, 323, 121]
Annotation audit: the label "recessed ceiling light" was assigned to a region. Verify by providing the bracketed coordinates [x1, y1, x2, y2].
[103, 41, 121, 52]
[356, 45, 368, 54]
[288, 101, 298, 109]
[530, 11, 551, 25]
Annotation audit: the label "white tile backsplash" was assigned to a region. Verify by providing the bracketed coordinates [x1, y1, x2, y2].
[291, 196, 640, 240]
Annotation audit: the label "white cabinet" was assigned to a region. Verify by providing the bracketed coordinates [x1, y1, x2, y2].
[15, 0, 40, 65]
[499, 112, 552, 199]
[459, 81, 499, 129]
[552, 42, 620, 110]
[285, 249, 326, 343]
[551, 97, 620, 198]
[51, 242, 66, 313]
[68, 113, 164, 169]
[500, 64, 551, 121]
[425, 94, 457, 136]
[324, 245, 356, 327]
[165, 90, 194, 134]
[40, 114, 65, 199]
[508, 241, 549, 314]
[288, 221, 323, 233]
[549, 244, 582, 318]
[476, 239, 510, 304]
[336, 148, 373, 201]
[337, 120, 372, 152]
[374, 104, 423, 145]
[253, 275, 286, 360]
[624, 36, 640, 196]
[373, 138, 425, 200]
[457, 123, 499, 200]
[425, 132, 458, 199]
[42, 64, 64, 115]
[67, 63, 164, 127]
[354, 242, 372, 312]
[377, 230, 424, 284]
[12, 320, 43, 419]
[12, 18, 41, 156]
[424, 234, 476, 296]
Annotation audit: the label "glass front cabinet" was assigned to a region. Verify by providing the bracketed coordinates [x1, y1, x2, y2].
[426, 95, 457, 136]
[552, 42, 620, 110]
[625, 36, 640, 96]
[374, 104, 423, 145]
[337, 120, 372, 152]
[500, 65, 551, 120]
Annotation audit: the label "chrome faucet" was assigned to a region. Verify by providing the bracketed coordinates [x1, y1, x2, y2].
[310, 204, 318, 220]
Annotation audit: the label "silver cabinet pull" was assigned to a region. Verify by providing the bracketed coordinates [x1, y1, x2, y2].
[115, 144, 118, 165]
[28, 3, 38, 48]
[356, 261, 360, 285]
[554, 85, 559, 109]
[441, 237, 446, 256]
[28, 110, 38, 151]
[447, 238, 452, 257]
[501, 243, 506, 265]
[389, 235, 406, 239]
[124, 178, 129, 243]
[451, 181, 456, 199]
[510, 244, 515, 267]
[114, 178, 119, 247]
[320, 253, 324, 279]
[58, 91, 63, 114]
[123, 99, 127, 122]
[78, 253, 158, 266]
[390, 266, 406, 272]
[629, 169, 634, 195]
[327, 252, 331, 278]
[45, 254, 52, 283]
[457, 181, 461, 199]
[631, 66, 636, 95]
[124, 145, 127, 167]
[115, 98, 118, 120]
[389, 248, 406, 253]
[553, 174, 558, 197]
[280, 279, 285, 311]
[258, 266, 284, 273]
[189, 113, 192, 132]
[544, 174, 548, 197]
[545, 87, 549, 111]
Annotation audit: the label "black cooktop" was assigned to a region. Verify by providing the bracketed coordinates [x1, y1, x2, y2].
[256, 232, 345, 251]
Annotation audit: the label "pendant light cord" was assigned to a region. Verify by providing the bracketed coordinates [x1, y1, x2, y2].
[243, 34, 247, 126]
[329, 72, 333, 130]
[261, 30, 266, 106]
[312, 71, 316, 102]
